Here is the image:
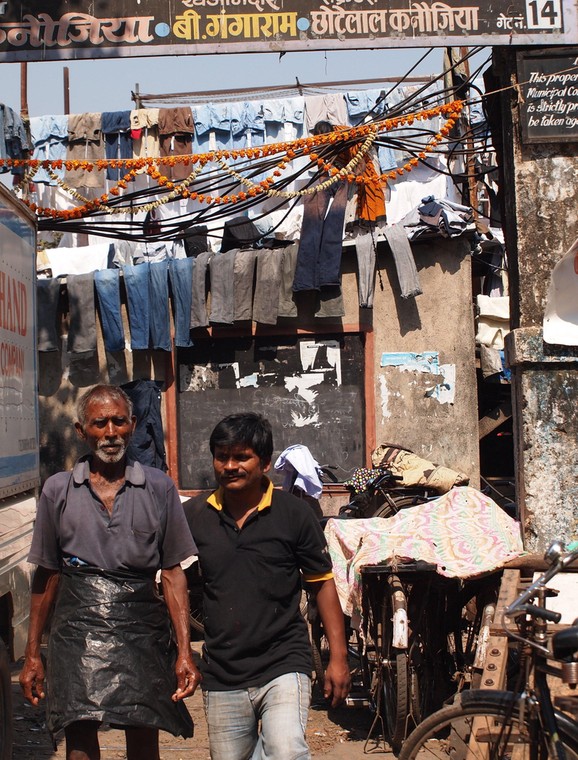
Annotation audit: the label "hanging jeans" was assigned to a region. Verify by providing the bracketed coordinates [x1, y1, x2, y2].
[66, 273, 96, 354]
[278, 244, 298, 318]
[384, 224, 423, 299]
[209, 250, 237, 325]
[121, 379, 168, 470]
[293, 181, 348, 292]
[253, 249, 283, 325]
[148, 261, 171, 351]
[94, 269, 125, 352]
[123, 264, 150, 350]
[190, 251, 212, 329]
[168, 258, 194, 348]
[233, 248, 257, 321]
[37, 278, 61, 352]
[354, 227, 377, 308]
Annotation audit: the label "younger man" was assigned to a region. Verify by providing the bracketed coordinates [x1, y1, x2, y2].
[184, 412, 350, 760]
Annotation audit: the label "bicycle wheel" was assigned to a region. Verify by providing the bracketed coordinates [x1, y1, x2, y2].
[373, 494, 429, 519]
[398, 690, 578, 760]
[189, 590, 205, 636]
[186, 562, 205, 637]
[380, 574, 409, 753]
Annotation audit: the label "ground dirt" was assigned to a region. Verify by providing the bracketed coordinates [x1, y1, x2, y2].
[11, 659, 395, 760]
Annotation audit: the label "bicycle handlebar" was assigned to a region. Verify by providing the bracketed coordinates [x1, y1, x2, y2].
[514, 604, 562, 624]
[504, 544, 578, 618]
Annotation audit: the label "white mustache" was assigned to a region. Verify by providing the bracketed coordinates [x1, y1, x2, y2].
[97, 439, 124, 449]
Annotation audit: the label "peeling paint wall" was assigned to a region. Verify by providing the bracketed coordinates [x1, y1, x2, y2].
[497, 47, 578, 551]
[37, 235, 479, 489]
[371, 236, 479, 483]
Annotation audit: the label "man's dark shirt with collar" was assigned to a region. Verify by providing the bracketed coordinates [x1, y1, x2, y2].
[29, 455, 196, 574]
[183, 480, 333, 690]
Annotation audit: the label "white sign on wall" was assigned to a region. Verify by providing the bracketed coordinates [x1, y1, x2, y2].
[0, 187, 39, 499]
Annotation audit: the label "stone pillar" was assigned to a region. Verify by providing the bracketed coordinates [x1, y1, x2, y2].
[494, 47, 578, 551]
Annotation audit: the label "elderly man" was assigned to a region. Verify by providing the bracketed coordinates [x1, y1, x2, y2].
[20, 384, 200, 760]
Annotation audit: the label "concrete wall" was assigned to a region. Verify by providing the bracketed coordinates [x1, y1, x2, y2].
[495, 47, 578, 551]
[37, 234, 479, 490]
[370, 236, 479, 482]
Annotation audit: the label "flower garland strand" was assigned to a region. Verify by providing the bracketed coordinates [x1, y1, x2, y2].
[8, 100, 463, 220]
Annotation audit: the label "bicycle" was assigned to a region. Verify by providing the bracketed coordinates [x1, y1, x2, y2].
[335, 467, 436, 520]
[398, 540, 578, 760]
[357, 561, 500, 754]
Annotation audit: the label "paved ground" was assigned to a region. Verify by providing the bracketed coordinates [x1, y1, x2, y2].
[11, 661, 396, 760]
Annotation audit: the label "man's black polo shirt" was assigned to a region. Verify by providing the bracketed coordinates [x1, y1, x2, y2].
[183, 479, 333, 690]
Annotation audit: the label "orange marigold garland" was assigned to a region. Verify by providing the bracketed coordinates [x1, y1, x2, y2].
[6, 101, 463, 220]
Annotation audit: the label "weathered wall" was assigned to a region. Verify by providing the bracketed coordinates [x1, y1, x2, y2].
[371, 236, 479, 483]
[506, 329, 578, 550]
[37, 309, 168, 482]
[37, 234, 479, 490]
[496, 47, 578, 550]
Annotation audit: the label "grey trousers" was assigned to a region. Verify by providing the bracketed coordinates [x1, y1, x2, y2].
[66, 273, 96, 354]
[384, 224, 422, 299]
[278, 244, 298, 318]
[233, 248, 257, 321]
[190, 250, 212, 329]
[354, 228, 377, 309]
[209, 250, 237, 324]
[253, 249, 283, 325]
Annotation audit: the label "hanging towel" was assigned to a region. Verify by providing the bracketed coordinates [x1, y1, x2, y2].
[274, 444, 324, 499]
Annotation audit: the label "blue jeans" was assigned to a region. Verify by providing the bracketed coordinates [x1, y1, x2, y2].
[203, 673, 311, 760]
[94, 269, 125, 352]
[293, 182, 348, 292]
[122, 264, 149, 350]
[168, 258, 194, 347]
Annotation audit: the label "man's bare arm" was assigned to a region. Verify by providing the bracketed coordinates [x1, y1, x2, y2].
[161, 565, 202, 700]
[19, 567, 60, 705]
[308, 578, 351, 708]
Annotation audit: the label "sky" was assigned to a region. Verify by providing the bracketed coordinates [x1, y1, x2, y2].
[0, 47, 450, 116]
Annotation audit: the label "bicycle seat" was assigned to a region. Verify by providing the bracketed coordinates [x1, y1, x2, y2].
[552, 625, 578, 661]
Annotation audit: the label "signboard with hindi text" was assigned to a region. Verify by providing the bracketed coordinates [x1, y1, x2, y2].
[0, 0, 577, 62]
[518, 47, 578, 143]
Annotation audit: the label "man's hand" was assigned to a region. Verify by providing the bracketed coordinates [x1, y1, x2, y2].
[19, 655, 46, 706]
[172, 651, 202, 701]
[323, 655, 351, 708]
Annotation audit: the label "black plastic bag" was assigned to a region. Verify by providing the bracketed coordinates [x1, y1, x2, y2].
[46, 567, 193, 738]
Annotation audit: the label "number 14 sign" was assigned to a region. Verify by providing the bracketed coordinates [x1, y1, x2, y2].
[526, 0, 563, 28]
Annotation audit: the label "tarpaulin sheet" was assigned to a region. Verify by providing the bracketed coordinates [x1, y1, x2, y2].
[46, 567, 193, 738]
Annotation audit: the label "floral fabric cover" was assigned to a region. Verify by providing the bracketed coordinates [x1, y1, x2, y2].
[325, 486, 524, 625]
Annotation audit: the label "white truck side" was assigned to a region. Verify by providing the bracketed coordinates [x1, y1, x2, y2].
[0, 183, 39, 759]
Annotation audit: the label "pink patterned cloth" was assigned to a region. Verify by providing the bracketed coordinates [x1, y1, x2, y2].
[325, 487, 525, 621]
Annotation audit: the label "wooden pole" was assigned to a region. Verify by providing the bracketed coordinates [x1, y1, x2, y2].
[20, 62, 28, 119]
[63, 66, 70, 115]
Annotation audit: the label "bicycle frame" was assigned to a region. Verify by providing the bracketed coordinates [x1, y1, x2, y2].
[501, 543, 578, 760]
